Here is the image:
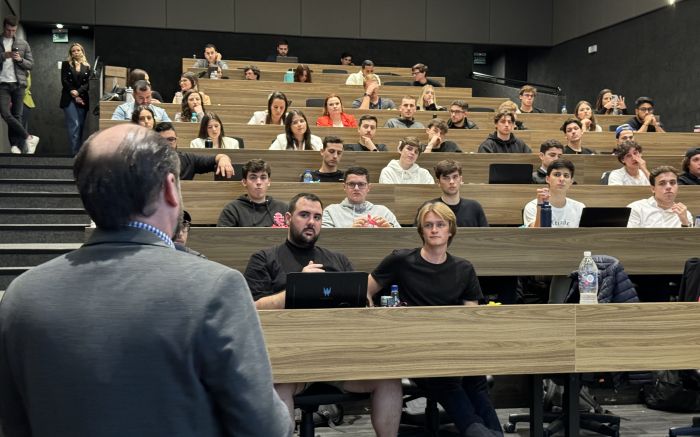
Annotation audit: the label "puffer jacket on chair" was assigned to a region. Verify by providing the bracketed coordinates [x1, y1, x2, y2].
[565, 255, 639, 303]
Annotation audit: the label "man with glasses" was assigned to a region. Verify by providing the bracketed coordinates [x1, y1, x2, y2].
[627, 96, 665, 132]
[518, 85, 545, 114]
[155, 122, 234, 180]
[367, 201, 502, 437]
[299, 136, 345, 182]
[447, 100, 478, 129]
[322, 167, 401, 228]
[411, 63, 442, 87]
[217, 159, 288, 227]
[173, 211, 206, 258]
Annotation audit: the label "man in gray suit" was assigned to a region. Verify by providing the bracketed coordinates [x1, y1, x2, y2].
[0, 124, 292, 437]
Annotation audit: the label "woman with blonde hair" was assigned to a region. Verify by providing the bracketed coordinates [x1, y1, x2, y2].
[60, 42, 91, 154]
[417, 84, 443, 111]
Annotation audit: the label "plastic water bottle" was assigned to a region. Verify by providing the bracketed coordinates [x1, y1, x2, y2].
[210, 70, 218, 80]
[540, 201, 552, 227]
[284, 70, 294, 83]
[204, 137, 213, 148]
[578, 251, 599, 304]
[303, 169, 313, 183]
[560, 104, 567, 114]
[190, 112, 198, 123]
[125, 86, 134, 104]
[695, 215, 700, 228]
[390, 284, 400, 307]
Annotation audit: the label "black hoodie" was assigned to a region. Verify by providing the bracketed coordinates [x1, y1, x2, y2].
[217, 195, 288, 227]
[477, 132, 532, 153]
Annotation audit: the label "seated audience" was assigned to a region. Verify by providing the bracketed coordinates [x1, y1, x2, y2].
[411, 63, 442, 87]
[679, 147, 700, 185]
[344, 115, 387, 151]
[299, 136, 345, 182]
[498, 101, 527, 130]
[379, 137, 434, 184]
[523, 159, 584, 227]
[477, 111, 532, 153]
[128, 68, 163, 102]
[627, 166, 693, 227]
[190, 112, 240, 149]
[217, 159, 288, 227]
[614, 124, 635, 146]
[533, 139, 564, 184]
[608, 141, 650, 185]
[130, 105, 155, 130]
[346, 59, 380, 85]
[316, 94, 357, 127]
[193, 43, 228, 69]
[447, 100, 478, 129]
[352, 74, 395, 110]
[340, 52, 353, 66]
[595, 88, 627, 115]
[322, 167, 401, 228]
[173, 90, 206, 122]
[384, 96, 425, 128]
[417, 84, 444, 111]
[265, 39, 291, 62]
[517, 85, 544, 113]
[269, 110, 323, 151]
[172, 72, 211, 105]
[243, 193, 403, 435]
[155, 122, 234, 180]
[627, 96, 665, 132]
[422, 118, 462, 153]
[248, 91, 289, 125]
[575, 100, 602, 132]
[366, 201, 501, 437]
[431, 159, 488, 227]
[173, 211, 206, 258]
[561, 118, 595, 154]
[293, 64, 312, 82]
[111, 80, 170, 122]
[243, 65, 260, 80]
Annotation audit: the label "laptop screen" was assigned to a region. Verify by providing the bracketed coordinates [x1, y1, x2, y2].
[488, 163, 534, 184]
[578, 207, 631, 227]
[285, 272, 368, 309]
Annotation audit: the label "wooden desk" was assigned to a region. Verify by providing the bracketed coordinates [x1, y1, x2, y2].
[186, 227, 700, 275]
[188, 67, 445, 86]
[258, 303, 700, 383]
[183, 58, 414, 76]
[98, 101, 631, 131]
[181, 181, 700, 226]
[98, 119, 700, 154]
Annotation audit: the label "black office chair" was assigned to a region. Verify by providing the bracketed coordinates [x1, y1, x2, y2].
[305, 98, 325, 107]
[469, 107, 496, 112]
[383, 81, 412, 86]
[293, 383, 369, 437]
[232, 136, 244, 149]
[600, 171, 611, 185]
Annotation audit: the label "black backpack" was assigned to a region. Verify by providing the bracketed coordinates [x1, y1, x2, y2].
[643, 370, 700, 413]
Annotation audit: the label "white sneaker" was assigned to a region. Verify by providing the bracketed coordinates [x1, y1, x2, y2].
[10, 145, 21, 154]
[26, 135, 39, 154]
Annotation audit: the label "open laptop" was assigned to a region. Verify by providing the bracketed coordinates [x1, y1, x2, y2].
[488, 163, 534, 184]
[285, 272, 368, 309]
[214, 163, 244, 181]
[276, 55, 299, 63]
[578, 207, 631, 227]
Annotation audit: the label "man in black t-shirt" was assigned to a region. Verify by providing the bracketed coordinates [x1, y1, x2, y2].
[422, 119, 462, 153]
[243, 193, 402, 436]
[298, 136, 344, 182]
[367, 202, 502, 437]
[627, 96, 665, 133]
[428, 160, 488, 227]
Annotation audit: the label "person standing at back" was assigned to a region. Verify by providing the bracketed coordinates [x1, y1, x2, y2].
[60, 42, 90, 155]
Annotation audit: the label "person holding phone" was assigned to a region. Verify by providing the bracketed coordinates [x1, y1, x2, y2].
[60, 43, 90, 155]
[0, 16, 38, 154]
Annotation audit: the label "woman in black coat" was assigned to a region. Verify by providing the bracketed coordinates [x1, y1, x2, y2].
[60, 42, 90, 155]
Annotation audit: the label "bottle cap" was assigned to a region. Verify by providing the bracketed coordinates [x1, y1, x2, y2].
[584, 251, 591, 257]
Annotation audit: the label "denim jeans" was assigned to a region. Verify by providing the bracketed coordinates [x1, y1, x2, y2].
[413, 375, 502, 436]
[0, 82, 28, 151]
[63, 100, 87, 155]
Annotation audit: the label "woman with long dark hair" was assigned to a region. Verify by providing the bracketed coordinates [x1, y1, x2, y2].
[190, 112, 240, 149]
[248, 91, 289, 125]
[269, 110, 322, 150]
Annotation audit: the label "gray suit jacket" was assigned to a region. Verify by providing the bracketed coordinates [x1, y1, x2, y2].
[0, 227, 292, 437]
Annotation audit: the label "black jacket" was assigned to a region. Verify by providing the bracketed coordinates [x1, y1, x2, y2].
[565, 255, 639, 304]
[60, 61, 90, 108]
[217, 195, 288, 227]
[477, 132, 531, 153]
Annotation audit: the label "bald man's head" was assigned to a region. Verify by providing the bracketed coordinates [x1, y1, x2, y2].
[74, 124, 180, 230]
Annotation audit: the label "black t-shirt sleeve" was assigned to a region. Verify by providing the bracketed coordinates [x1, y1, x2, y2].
[370, 250, 402, 288]
[459, 260, 483, 303]
[475, 203, 489, 227]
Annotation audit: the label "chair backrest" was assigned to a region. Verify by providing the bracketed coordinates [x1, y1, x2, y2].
[322, 68, 347, 74]
[232, 136, 245, 149]
[305, 98, 325, 108]
[469, 107, 496, 113]
[600, 171, 611, 185]
[383, 81, 412, 86]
